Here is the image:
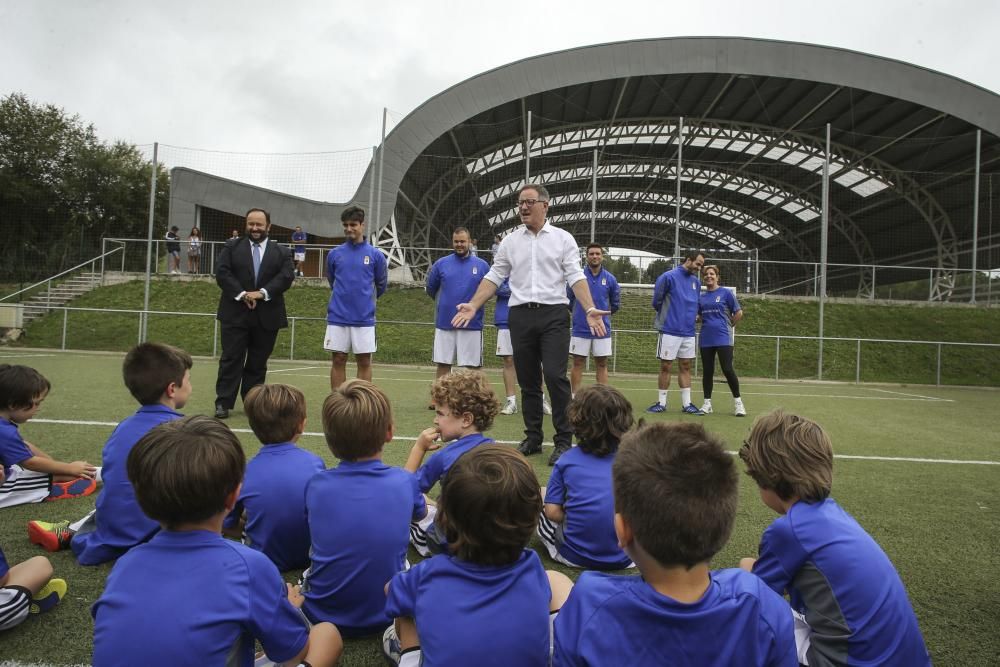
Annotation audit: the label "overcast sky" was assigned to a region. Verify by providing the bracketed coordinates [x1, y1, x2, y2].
[2, 0, 997, 199]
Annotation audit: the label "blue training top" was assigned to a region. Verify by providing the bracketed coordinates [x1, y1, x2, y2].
[326, 239, 388, 326]
[652, 265, 701, 337]
[568, 267, 620, 339]
[416, 432, 493, 494]
[494, 278, 511, 329]
[699, 287, 741, 348]
[291, 230, 306, 253]
[426, 253, 490, 331]
[0, 418, 32, 476]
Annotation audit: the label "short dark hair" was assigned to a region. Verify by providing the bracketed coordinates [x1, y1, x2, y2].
[614, 422, 738, 569]
[244, 384, 307, 445]
[437, 445, 540, 566]
[0, 365, 51, 410]
[430, 370, 500, 433]
[519, 183, 550, 201]
[340, 205, 366, 223]
[586, 243, 603, 253]
[246, 208, 271, 225]
[739, 409, 833, 502]
[127, 416, 245, 530]
[321, 379, 391, 460]
[683, 250, 704, 262]
[452, 227, 471, 238]
[568, 385, 634, 457]
[122, 343, 193, 406]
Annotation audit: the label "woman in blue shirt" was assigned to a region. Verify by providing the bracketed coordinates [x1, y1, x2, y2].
[698, 265, 745, 416]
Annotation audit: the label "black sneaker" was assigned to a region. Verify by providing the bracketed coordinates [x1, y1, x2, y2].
[214, 404, 229, 419]
[548, 442, 571, 466]
[517, 439, 542, 456]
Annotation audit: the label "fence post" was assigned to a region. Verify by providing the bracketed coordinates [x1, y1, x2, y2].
[936, 343, 942, 386]
[775, 337, 780, 380]
[612, 331, 617, 374]
[61, 309, 68, 350]
[289, 317, 296, 360]
[855, 339, 861, 383]
[213, 320, 219, 358]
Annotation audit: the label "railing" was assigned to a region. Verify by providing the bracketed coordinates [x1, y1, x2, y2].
[0, 245, 125, 304]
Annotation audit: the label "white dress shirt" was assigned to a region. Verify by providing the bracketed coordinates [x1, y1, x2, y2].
[484, 222, 585, 306]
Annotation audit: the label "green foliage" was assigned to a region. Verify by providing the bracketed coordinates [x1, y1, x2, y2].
[642, 257, 672, 283]
[601, 255, 640, 283]
[0, 92, 168, 281]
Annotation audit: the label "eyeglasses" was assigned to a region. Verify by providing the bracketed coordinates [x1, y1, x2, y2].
[517, 199, 547, 208]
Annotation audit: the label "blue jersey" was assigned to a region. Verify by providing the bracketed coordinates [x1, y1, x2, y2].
[544, 447, 630, 570]
[427, 253, 489, 331]
[0, 544, 9, 579]
[303, 460, 425, 636]
[223, 442, 325, 572]
[699, 287, 741, 348]
[325, 240, 388, 326]
[494, 278, 511, 329]
[569, 268, 620, 339]
[652, 265, 701, 336]
[553, 569, 797, 667]
[72, 405, 182, 566]
[92, 530, 309, 667]
[0, 418, 32, 476]
[753, 498, 930, 666]
[291, 230, 307, 253]
[386, 550, 551, 667]
[415, 432, 492, 494]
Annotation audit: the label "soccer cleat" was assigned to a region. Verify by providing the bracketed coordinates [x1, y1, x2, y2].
[548, 442, 571, 467]
[500, 398, 517, 415]
[45, 477, 97, 502]
[382, 625, 402, 665]
[645, 402, 666, 413]
[29, 578, 67, 614]
[681, 404, 705, 415]
[28, 520, 73, 552]
[542, 396, 552, 415]
[700, 400, 713, 414]
[734, 397, 747, 417]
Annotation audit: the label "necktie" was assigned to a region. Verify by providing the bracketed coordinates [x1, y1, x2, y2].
[252, 243, 262, 285]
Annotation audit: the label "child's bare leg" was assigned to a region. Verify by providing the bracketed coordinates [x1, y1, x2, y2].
[395, 616, 420, 651]
[304, 622, 343, 667]
[4, 556, 53, 595]
[547, 570, 574, 611]
[739, 557, 756, 572]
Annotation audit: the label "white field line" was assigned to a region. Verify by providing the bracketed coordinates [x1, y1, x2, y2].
[29, 418, 998, 465]
[266, 366, 327, 373]
[0, 353, 56, 358]
[866, 387, 949, 401]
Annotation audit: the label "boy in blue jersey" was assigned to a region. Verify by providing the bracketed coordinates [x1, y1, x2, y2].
[223, 383, 324, 571]
[324, 205, 388, 390]
[493, 277, 519, 415]
[291, 225, 307, 276]
[740, 410, 931, 666]
[383, 445, 573, 667]
[568, 244, 620, 396]
[0, 365, 99, 509]
[405, 370, 499, 556]
[698, 265, 746, 417]
[92, 416, 342, 667]
[537, 384, 634, 570]
[302, 379, 426, 637]
[647, 251, 705, 414]
[553, 421, 797, 666]
[27, 344, 188, 562]
[426, 228, 490, 383]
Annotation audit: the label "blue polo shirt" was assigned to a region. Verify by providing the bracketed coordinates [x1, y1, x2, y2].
[699, 287, 741, 348]
[544, 446, 630, 570]
[494, 278, 511, 330]
[553, 569, 797, 666]
[386, 550, 551, 667]
[0, 418, 32, 476]
[569, 268, 620, 339]
[415, 432, 492, 494]
[326, 239, 388, 326]
[92, 530, 309, 667]
[72, 404, 182, 566]
[291, 230, 307, 253]
[223, 442, 325, 572]
[0, 544, 9, 579]
[753, 498, 930, 666]
[303, 459, 425, 636]
[652, 265, 701, 337]
[427, 253, 489, 331]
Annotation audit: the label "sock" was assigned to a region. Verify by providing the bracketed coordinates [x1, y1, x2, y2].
[506, 395, 516, 403]
[681, 388, 691, 406]
[658, 390, 668, 406]
[94, 467, 103, 484]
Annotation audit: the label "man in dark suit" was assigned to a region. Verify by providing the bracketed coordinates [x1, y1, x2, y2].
[214, 208, 295, 418]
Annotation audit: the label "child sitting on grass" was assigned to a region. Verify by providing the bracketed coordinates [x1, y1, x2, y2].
[91, 415, 342, 667]
[383, 445, 573, 667]
[537, 384, 634, 570]
[553, 422, 797, 666]
[302, 379, 426, 638]
[223, 383, 324, 571]
[739, 409, 930, 666]
[405, 370, 499, 556]
[0, 364, 98, 508]
[28, 343, 188, 562]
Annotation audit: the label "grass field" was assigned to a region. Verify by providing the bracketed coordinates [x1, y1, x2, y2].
[0, 349, 998, 666]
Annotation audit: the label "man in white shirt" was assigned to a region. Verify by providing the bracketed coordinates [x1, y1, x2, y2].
[453, 184, 608, 465]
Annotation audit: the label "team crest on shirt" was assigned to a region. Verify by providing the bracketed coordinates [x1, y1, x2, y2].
[473, 267, 478, 275]
[601, 278, 607, 285]
[364, 255, 370, 265]
[716, 296, 722, 303]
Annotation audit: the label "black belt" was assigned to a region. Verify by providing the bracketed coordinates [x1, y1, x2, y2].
[513, 302, 561, 309]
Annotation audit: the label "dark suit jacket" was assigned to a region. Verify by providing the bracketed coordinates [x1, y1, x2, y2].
[216, 237, 295, 330]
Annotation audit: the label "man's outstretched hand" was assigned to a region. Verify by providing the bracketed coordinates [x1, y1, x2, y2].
[452, 302, 476, 328]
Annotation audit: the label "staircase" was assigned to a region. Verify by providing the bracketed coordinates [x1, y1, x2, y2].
[19, 272, 103, 325]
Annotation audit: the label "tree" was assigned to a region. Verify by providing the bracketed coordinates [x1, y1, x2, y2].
[601, 254, 640, 283]
[642, 258, 672, 284]
[0, 92, 169, 283]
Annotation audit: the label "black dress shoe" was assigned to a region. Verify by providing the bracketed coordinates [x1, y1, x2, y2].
[517, 439, 542, 456]
[214, 405, 229, 419]
[548, 442, 571, 467]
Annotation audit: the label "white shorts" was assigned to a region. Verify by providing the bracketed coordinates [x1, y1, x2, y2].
[0, 585, 30, 631]
[0, 466, 50, 508]
[569, 336, 612, 358]
[657, 334, 696, 361]
[293, 251, 305, 262]
[495, 328, 512, 356]
[433, 329, 483, 367]
[324, 325, 377, 354]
